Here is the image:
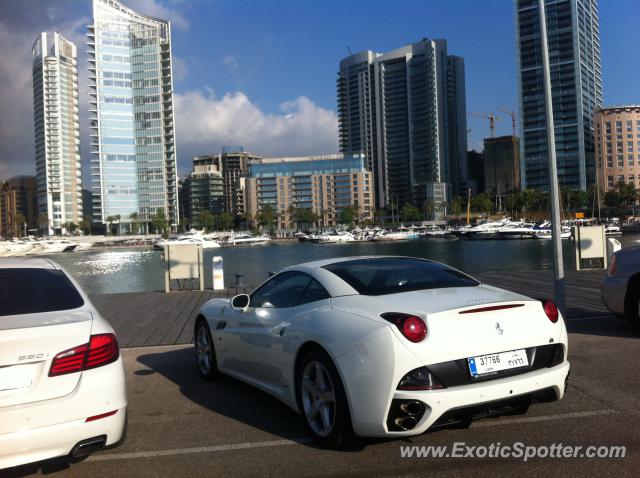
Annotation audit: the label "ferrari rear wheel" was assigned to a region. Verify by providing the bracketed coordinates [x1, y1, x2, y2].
[297, 350, 354, 449]
[195, 320, 219, 380]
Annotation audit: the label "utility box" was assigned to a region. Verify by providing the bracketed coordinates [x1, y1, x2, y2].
[212, 256, 224, 290]
[164, 243, 204, 292]
[575, 225, 607, 270]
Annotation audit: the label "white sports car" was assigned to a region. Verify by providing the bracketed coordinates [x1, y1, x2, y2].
[194, 256, 570, 448]
[0, 258, 127, 469]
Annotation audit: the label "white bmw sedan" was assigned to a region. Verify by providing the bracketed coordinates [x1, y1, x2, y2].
[194, 256, 570, 448]
[0, 258, 127, 470]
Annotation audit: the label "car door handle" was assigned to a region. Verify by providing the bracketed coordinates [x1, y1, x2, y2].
[272, 321, 291, 337]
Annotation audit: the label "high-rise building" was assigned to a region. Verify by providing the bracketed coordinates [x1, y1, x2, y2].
[514, 0, 602, 191]
[245, 154, 374, 230]
[483, 136, 521, 195]
[0, 177, 38, 238]
[467, 150, 485, 195]
[338, 39, 468, 212]
[182, 155, 224, 225]
[32, 32, 82, 235]
[594, 106, 640, 192]
[218, 151, 262, 216]
[88, 0, 178, 232]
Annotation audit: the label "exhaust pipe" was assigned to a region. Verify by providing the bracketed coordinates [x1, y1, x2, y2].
[400, 401, 424, 416]
[71, 435, 107, 458]
[394, 416, 418, 430]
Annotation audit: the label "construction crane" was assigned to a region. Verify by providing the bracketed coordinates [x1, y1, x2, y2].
[498, 107, 517, 136]
[469, 112, 500, 138]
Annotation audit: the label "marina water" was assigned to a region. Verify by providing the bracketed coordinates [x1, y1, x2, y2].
[46, 235, 639, 296]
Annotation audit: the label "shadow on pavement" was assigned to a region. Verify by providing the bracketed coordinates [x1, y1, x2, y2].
[136, 346, 309, 443]
[0, 456, 86, 478]
[567, 315, 640, 338]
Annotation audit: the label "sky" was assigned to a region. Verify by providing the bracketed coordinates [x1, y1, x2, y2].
[0, 0, 639, 182]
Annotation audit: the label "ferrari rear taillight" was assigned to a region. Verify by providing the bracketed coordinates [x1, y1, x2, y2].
[49, 333, 119, 377]
[542, 300, 559, 323]
[381, 313, 427, 343]
[397, 366, 444, 390]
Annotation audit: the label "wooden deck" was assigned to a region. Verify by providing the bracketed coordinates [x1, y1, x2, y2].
[90, 269, 610, 348]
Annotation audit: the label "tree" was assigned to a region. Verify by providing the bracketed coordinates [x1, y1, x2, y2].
[80, 215, 92, 235]
[197, 210, 214, 231]
[401, 203, 421, 223]
[294, 208, 316, 230]
[450, 196, 463, 217]
[472, 193, 492, 215]
[339, 205, 358, 227]
[152, 209, 169, 237]
[617, 180, 637, 206]
[129, 212, 139, 235]
[521, 188, 542, 212]
[256, 204, 278, 233]
[375, 208, 387, 225]
[505, 191, 523, 216]
[218, 212, 234, 231]
[422, 200, 436, 220]
[64, 222, 78, 235]
[114, 214, 122, 236]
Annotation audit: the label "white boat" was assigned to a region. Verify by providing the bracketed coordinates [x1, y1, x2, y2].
[496, 221, 536, 240]
[462, 219, 511, 240]
[154, 235, 221, 250]
[372, 230, 420, 241]
[227, 233, 271, 246]
[313, 231, 354, 244]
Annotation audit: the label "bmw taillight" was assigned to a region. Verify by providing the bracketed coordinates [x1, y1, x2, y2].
[542, 300, 559, 323]
[381, 313, 427, 343]
[49, 333, 119, 377]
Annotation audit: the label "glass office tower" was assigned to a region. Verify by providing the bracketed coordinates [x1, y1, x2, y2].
[88, 0, 178, 231]
[32, 32, 82, 235]
[338, 39, 467, 213]
[515, 0, 602, 190]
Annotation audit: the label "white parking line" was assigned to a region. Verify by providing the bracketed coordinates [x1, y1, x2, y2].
[472, 408, 615, 428]
[88, 438, 312, 462]
[88, 409, 614, 462]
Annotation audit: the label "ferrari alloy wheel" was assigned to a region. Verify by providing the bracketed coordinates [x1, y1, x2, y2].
[301, 360, 336, 437]
[297, 350, 355, 449]
[195, 320, 219, 380]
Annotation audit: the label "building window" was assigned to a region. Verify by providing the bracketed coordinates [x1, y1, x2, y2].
[607, 176, 614, 187]
[618, 155, 624, 167]
[606, 155, 613, 168]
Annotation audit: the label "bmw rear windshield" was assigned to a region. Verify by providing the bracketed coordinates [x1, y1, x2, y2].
[0, 268, 84, 316]
[322, 257, 479, 296]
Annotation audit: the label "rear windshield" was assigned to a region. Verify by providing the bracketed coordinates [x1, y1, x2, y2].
[322, 257, 479, 296]
[0, 268, 85, 316]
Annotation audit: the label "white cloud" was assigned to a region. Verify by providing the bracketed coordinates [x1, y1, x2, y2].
[221, 55, 239, 71]
[174, 89, 339, 170]
[125, 0, 190, 31]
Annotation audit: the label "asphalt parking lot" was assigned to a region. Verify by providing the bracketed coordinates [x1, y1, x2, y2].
[3, 314, 640, 478]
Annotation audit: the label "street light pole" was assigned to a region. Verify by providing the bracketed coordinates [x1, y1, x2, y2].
[538, 0, 566, 315]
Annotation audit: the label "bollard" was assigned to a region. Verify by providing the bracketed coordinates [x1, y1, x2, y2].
[212, 256, 224, 290]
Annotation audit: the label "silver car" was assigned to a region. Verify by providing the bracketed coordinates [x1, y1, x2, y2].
[601, 247, 640, 323]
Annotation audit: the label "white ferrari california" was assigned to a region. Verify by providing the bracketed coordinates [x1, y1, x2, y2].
[194, 256, 570, 448]
[0, 258, 127, 470]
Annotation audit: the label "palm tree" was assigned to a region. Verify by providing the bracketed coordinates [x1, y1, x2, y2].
[129, 212, 139, 235]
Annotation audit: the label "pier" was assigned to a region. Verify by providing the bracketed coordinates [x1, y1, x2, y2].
[90, 268, 610, 348]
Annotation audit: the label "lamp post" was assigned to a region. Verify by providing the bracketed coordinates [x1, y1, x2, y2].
[538, 0, 566, 315]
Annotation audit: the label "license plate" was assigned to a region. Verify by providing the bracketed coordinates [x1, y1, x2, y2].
[0, 366, 33, 392]
[468, 349, 529, 377]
